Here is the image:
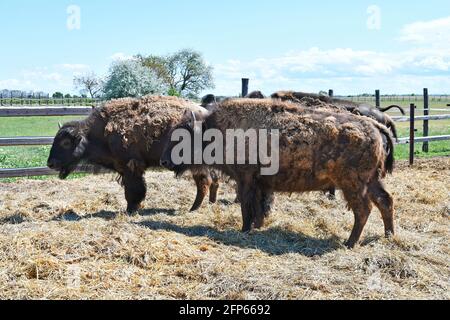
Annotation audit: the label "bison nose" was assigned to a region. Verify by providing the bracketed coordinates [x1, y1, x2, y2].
[160, 159, 173, 170]
[47, 159, 59, 169]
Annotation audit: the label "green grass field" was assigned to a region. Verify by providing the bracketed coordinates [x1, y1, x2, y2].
[0, 116, 85, 182]
[378, 99, 450, 159]
[0, 99, 449, 182]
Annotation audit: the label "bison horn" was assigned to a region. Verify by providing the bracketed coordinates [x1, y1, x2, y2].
[58, 122, 63, 129]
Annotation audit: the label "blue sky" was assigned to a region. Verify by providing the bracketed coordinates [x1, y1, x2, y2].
[1, 0, 450, 95]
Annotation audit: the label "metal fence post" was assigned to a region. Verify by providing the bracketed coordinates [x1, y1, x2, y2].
[241, 78, 249, 97]
[422, 88, 429, 153]
[410, 103, 415, 166]
[375, 90, 380, 108]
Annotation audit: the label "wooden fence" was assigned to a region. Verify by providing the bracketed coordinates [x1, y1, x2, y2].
[0, 106, 93, 178]
[0, 95, 100, 107]
[1, 87, 450, 178]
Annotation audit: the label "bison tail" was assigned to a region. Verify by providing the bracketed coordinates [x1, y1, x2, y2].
[379, 105, 406, 115]
[377, 125, 395, 175]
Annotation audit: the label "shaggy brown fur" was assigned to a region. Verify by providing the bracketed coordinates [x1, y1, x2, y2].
[271, 91, 403, 140]
[162, 98, 395, 248]
[48, 95, 218, 213]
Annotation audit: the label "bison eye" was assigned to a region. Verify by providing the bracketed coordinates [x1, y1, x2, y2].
[60, 139, 72, 149]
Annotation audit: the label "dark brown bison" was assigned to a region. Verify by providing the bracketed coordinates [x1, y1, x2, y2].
[161, 98, 395, 248]
[271, 91, 404, 141]
[245, 91, 266, 99]
[47, 96, 219, 213]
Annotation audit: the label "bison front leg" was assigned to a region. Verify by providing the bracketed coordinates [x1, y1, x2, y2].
[123, 170, 147, 214]
[209, 170, 220, 204]
[191, 172, 212, 212]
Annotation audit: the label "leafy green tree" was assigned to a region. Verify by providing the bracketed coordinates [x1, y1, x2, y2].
[167, 87, 181, 97]
[140, 49, 214, 97]
[52, 92, 64, 99]
[103, 59, 166, 100]
[64, 94, 72, 99]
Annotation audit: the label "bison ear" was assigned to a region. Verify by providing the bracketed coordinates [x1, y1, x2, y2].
[73, 136, 88, 159]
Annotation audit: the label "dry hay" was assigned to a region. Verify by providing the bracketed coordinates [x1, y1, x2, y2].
[0, 158, 449, 300]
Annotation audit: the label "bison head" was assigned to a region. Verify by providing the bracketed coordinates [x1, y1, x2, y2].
[47, 122, 88, 179]
[160, 108, 210, 176]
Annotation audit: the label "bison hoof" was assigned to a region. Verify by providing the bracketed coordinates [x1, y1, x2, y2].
[344, 241, 357, 249]
[190, 203, 202, 212]
[209, 196, 217, 204]
[126, 204, 141, 215]
[385, 230, 395, 238]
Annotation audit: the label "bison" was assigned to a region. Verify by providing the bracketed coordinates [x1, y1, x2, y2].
[47, 96, 219, 213]
[245, 91, 266, 99]
[271, 91, 404, 141]
[161, 98, 395, 248]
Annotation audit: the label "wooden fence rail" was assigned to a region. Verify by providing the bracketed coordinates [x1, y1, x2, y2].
[0, 96, 100, 107]
[392, 114, 450, 122]
[0, 106, 93, 117]
[397, 135, 450, 145]
[0, 166, 109, 179]
[0, 137, 54, 147]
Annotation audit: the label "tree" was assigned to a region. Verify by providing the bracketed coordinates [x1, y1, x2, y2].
[52, 92, 64, 99]
[140, 49, 214, 97]
[64, 94, 72, 99]
[74, 72, 104, 98]
[103, 59, 166, 100]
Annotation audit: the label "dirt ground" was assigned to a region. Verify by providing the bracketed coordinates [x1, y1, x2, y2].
[0, 158, 449, 300]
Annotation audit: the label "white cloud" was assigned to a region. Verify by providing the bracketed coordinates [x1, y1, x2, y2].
[110, 52, 135, 61]
[212, 16, 450, 96]
[400, 16, 450, 46]
[0, 64, 96, 94]
[58, 63, 89, 72]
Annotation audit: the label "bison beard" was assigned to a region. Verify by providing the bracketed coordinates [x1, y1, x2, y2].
[47, 96, 219, 213]
[162, 98, 395, 248]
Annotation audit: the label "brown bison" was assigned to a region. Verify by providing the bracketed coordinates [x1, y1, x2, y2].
[47, 96, 219, 213]
[245, 91, 266, 99]
[161, 98, 395, 248]
[271, 91, 404, 141]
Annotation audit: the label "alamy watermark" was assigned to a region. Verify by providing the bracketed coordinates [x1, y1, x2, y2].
[66, 265, 81, 289]
[67, 5, 81, 31]
[367, 5, 381, 31]
[170, 122, 280, 176]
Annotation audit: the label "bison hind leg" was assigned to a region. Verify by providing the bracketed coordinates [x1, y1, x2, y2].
[262, 190, 274, 218]
[341, 187, 373, 249]
[237, 179, 266, 232]
[368, 179, 395, 238]
[191, 172, 212, 212]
